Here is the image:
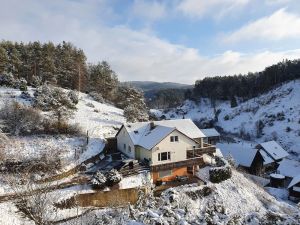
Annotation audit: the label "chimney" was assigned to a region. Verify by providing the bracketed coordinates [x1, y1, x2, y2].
[150, 121, 155, 130]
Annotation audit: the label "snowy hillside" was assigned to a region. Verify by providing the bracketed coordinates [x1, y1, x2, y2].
[60, 169, 300, 224]
[151, 80, 300, 158]
[0, 86, 125, 169]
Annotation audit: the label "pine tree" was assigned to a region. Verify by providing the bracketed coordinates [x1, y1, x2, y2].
[230, 96, 237, 108]
[88, 61, 118, 100]
[0, 46, 8, 73]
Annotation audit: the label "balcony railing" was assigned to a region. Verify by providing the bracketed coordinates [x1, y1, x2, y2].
[149, 144, 216, 172]
[186, 145, 216, 159]
[150, 157, 204, 172]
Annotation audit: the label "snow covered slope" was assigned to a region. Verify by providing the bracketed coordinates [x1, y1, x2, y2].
[152, 80, 300, 158]
[0, 86, 125, 169]
[61, 169, 300, 224]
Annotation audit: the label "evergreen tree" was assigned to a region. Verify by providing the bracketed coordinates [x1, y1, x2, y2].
[88, 61, 118, 100]
[0, 46, 8, 73]
[230, 96, 237, 108]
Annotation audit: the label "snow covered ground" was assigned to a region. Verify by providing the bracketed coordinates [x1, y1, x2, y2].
[151, 80, 300, 158]
[0, 86, 126, 223]
[61, 169, 300, 224]
[0, 86, 125, 170]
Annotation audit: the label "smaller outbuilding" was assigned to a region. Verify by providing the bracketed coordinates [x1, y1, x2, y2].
[269, 173, 285, 188]
[287, 175, 300, 202]
[201, 128, 220, 145]
[255, 141, 289, 174]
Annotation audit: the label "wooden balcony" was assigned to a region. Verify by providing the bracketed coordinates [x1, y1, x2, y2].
[186, 145, 216, 159]
[150, 144, 216, 172]
[150, 157, 204, 172]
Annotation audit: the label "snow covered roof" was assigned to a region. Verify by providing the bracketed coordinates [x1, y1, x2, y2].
[154, 119, 205, 139]
[220, 146, 257, 168]
[278, 159, 300, 178]
[201, 128, 220, 137]
[259, 150, 274, 165]
[257, 141, 289, 161]
[121, 119, 204, 150]
[137, 125, 175, 150]
[270, 174, 285, 179]
[288, 174, 300, 189]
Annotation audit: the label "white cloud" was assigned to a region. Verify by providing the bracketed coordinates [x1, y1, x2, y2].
[131, 0, 166, 22]
[177, 0, 249, 19]
[223, 8, 300, 43]
[265, 0, 293, 5]
[1, 0, 300, 84]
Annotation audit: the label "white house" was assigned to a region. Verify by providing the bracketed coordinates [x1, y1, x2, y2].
[115, 119, 216, 183]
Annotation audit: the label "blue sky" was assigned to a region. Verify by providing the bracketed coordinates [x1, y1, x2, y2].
[1, 0, 300, 84]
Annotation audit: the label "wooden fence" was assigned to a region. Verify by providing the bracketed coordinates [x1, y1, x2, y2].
[76, 187, 147, 207]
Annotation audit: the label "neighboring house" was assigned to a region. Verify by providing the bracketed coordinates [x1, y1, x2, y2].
[201, 128, 220, 145]
[277, 159, 300, 187]
[255, 141, 289, 174]
[220, 146, 264, 176]
[220, 141, 288, 176]
[115, 119, 216, 183]
[287, 175, 300, 201]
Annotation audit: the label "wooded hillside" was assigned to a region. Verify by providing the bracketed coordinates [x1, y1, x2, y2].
[0, 41, 149, 122]
[193, 59, 300, 101]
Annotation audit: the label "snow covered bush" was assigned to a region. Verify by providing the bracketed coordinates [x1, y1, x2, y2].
[89, 91, 104, 103]
[33, 84, 78, 133]
[33, 84, 76, 111]
[17, 78, 27, 91]
[30, 75, 42, 87]
[0, 74, 28, 90]
[0, 73, 16, 87]
[0, 101, 44, 135]
[86, 102, 95, 108]
[91, 169, 122, 189]
[209, 156, 232, 183]
[105, 169, 122, 186]
[124, 104, 149, 122]
[224, 114, 230, 120]
[68, 90, 79, 104]
[91, 171, 107, 189]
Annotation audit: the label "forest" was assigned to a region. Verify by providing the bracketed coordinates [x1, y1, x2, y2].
[145, 59, 300, 109]
[0, 41, 148, 122]
[2, 40, 299, 112]
[192, 59, 300, 101]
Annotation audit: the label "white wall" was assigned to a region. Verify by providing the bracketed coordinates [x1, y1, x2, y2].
[136, 146, 152, 162]
[116, 126, 135, 158]
[151, 130, 200, 166]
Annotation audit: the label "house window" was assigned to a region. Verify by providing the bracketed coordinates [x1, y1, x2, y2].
[158, 170, 172, 178]
[123, 144, 126, 150]
[158, 152, 171, 161]
[128, 145, 131, 152]
[170, 136, 179, 142]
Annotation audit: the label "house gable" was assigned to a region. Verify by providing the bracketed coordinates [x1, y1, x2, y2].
[116, 125, 135, 158]
[151, 129, 201, 166]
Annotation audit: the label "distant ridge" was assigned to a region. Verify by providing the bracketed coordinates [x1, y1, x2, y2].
[122, 81, 192, 92]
